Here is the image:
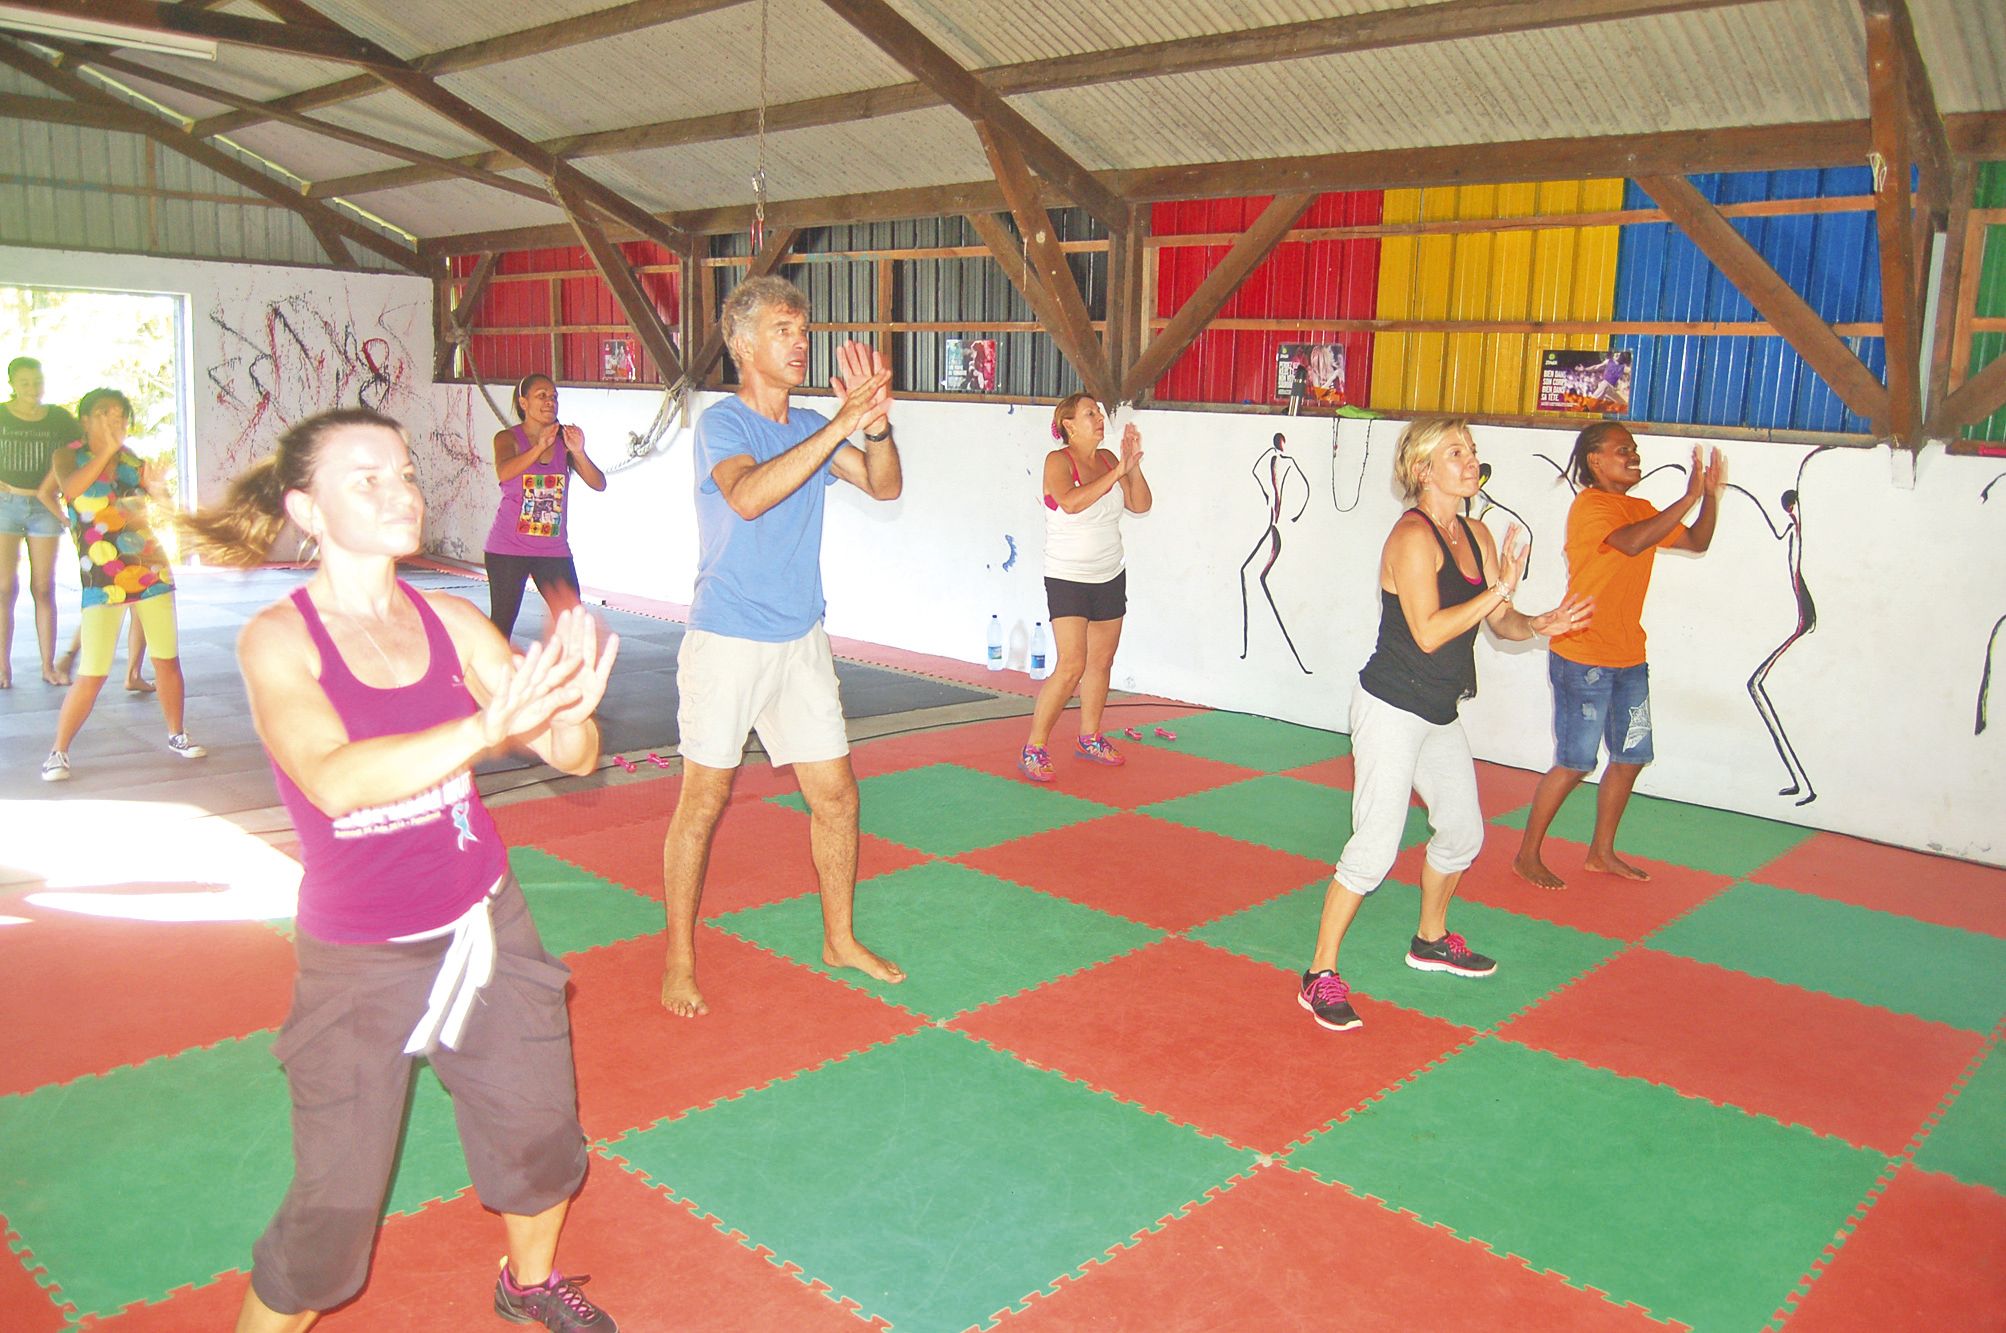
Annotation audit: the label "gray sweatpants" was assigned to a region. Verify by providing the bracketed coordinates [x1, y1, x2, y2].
[248, 875, 586, 1315]
[1331, 686, 1485, 896]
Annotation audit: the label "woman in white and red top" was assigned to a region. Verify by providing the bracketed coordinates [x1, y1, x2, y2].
[485, 373, 607, 640]
[1019, 393, 1151, 783]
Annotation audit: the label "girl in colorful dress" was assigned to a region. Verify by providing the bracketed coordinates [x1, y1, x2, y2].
[40, 387, 203, 781]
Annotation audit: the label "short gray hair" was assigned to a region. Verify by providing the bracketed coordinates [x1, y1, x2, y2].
[720, 276, 809, 367]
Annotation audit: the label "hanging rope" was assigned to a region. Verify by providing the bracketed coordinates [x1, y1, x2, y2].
[750, 0, 769, 254]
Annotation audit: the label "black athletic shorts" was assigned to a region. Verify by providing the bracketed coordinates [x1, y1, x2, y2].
[1045, 569, 1127, 623]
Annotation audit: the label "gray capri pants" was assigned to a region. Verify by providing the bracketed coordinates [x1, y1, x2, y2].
[249, 875, 586, 1315]
[1331, 686, 1485, 895]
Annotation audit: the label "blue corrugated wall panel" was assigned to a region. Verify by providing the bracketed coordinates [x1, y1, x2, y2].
[1613, 169, 1885, 433]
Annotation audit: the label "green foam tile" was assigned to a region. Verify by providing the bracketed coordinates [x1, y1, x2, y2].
[1647, 881, 2006, 1032]
[1288, 1037, 1885, 1331]
[608, 1026, 1254, 1331]
[1492, 786, 1812, 878]
[1131, 709, 1351, 771]
[1143, 774, 1427, 865]
[772, 763, 1113, 857]
[0, 1034, 468, 1319]
[1192, 880, 1616, 1030]
[509, 846, 666, 957]
[1909, 1046, 2006, 1194]
[715, 860, 1159, 1019]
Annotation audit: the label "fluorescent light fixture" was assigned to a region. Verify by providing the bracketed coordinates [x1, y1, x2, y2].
[0, 4, 218, 60]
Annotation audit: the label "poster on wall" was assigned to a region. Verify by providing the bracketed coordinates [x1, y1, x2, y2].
[602, 338, 637, 381]
[941, 338, 968, 391]
[1539, 349, 1632, 413]
[967, 338, 997, 392]
[1274, 342, 1347, 404]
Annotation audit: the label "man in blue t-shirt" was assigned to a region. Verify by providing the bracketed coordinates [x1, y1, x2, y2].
[661, 276, 905, 1017]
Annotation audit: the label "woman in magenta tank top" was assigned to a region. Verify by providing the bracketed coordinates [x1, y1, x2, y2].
[182, 409, 623, 1331]
[485, 373, 608, 640]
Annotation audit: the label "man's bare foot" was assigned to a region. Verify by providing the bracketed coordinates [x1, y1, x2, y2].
[125, 675, 155, 693]
[660, 966, 709, 1017]
[1512, 853, 1566, 889]
[825, 938, 905, 984]
[1583, 850, 1651, 881]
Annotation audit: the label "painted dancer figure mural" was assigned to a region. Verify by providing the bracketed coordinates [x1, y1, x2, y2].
[1740, 445, 1834, 803]
[1979, 473, 2006, 736]
[1241, 431, 1312, 674]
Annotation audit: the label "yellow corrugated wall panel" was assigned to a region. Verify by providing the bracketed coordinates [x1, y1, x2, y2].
[1372, 178, 1626, 415]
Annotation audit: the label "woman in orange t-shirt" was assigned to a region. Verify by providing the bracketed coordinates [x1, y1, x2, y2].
[1512, 422, 1724, 889]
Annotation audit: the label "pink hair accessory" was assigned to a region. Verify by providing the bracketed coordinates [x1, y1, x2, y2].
[646, 752, 675, 769]
[1050, 422, 1063, 439]
[1153, 727, 1178, 741]
[613, 754, 638, 774]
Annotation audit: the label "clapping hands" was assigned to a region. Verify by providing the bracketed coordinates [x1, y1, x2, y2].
[831, 340, 892, 437]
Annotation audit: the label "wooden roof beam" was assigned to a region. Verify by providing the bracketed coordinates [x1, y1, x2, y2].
[555, 179, 686, 385]
[0, 40, 415, 271]
[1636, 173, 1888, 429]
[1925, 345, 2006, 442]
[1861, 0, 1950, 224]
[963, 210, 1071, 366]
[0, 0, 395, 66]
[1119, 193, 1315, 404]
[977, 121, 1115, 404]
[39, 39, 552, 207]
[820, 0, 1125, 232]
[308, 0, 1770, 201]
[192, 0, 745, 140]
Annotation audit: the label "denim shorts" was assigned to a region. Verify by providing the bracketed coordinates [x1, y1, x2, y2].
[1550, 655, 1653, 771]
[0, 490, 63, 538]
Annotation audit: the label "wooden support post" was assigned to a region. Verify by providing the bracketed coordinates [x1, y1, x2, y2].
[1925, 160, 1975, 433]
[1925, 351, 2006, 441]
[1863, 0, 1927, 448]
[978, 121, 1115, 403]
[1104, 206, 1149, 401]
[1637, 174, 1889, 428]
[680, 238, 711, 390]
[964, 211, 1069, 366]
[558, 181, 686, 384]
[1118, 192, 1315, 404]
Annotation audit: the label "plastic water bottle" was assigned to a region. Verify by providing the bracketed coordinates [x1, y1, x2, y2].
[1030, 621, 1051, 680]
[986, 614, 1004, 671]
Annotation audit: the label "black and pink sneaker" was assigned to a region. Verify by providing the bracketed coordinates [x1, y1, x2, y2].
[1298, 968, 1363, 1031]
[495, 1263, 618, 1331]
[1405, 931, 1497, 978]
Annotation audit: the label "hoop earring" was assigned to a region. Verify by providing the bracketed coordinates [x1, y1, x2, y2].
[296, 531, 321, 564]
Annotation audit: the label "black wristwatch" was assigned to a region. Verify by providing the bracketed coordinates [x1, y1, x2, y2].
[863, 425, 893, 442]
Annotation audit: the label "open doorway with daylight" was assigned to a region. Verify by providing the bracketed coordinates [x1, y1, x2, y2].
[2, 285, 189, 688]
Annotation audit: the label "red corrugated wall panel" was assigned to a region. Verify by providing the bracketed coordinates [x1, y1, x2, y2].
[455, 243, 678, 386]
[1148, 192, 1382, 406]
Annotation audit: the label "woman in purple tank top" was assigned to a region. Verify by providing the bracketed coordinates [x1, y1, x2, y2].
[485, 373, 608, 640]
[183, 409, 623, 1332]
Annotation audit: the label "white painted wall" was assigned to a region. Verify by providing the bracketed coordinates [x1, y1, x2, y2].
[529, 386, 2006, 866]
[11, 242, 1994, 863]
[1, 246, 485, 558]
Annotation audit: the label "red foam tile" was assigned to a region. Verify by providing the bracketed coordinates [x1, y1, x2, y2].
[992, 1165, 1672, 1333]
[1751, 833, 2006, 937]
[953, 938, 1472, 1153]
[1287, 752, 1356, 789]
[1499, 950, 1984, 1154]
[846, 716, 1034, 780]
[0, 1240, 69, 1333]
[1473, 760, 1549, 819]
[82, 1274, 243, 1331]
[1040, 740, 1261, 809]
[957, 813, 1325, 932]
[1436, 837, 1733, 942]
[566, 931, 921, 1143]
[1787, 1166, 2006, 1332]
[488, 775, 681, 843]
[0, 906, 295, 1096]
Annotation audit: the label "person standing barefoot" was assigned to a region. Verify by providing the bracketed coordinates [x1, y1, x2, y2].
[659, 277, 905, 1018]
[1513, 423, 1723, 889]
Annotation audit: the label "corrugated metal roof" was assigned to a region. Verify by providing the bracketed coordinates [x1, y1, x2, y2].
[345, 174, 569, 236]
[582, 106, 991, 212]
[887, 0, 1398, 68]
